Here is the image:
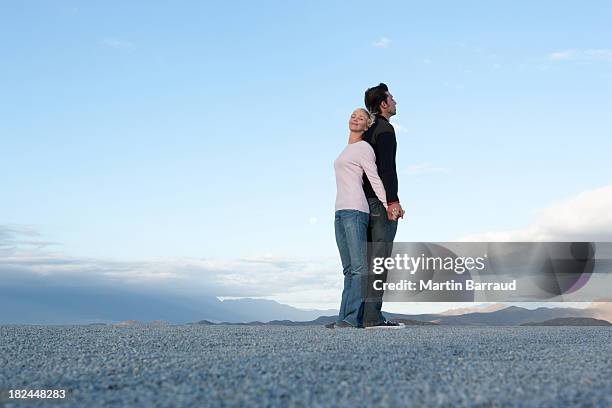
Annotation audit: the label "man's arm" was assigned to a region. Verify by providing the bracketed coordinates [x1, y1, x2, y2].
[374, 131, 399, 204]
[374, 130, 404, 220]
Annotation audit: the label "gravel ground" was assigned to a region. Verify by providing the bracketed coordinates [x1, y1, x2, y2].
[1, 325, 611, 407]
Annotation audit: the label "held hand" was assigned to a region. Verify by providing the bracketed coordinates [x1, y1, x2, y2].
[387, 203, 404, 221]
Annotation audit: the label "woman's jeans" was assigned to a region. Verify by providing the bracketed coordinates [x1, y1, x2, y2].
[334, 209, 369, 327]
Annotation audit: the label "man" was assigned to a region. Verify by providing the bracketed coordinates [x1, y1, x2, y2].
[361, 83, 405, 327]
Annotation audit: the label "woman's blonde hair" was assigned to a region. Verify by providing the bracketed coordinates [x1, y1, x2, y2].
[354, 108, 375, 129]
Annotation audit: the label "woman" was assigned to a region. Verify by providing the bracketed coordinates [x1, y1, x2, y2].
[331, 108, 389, 328]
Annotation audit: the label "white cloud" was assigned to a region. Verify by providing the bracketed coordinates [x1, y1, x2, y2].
[584, 49, 612, 60]
[548, 48, 612, 62]
[0, 226, 344, 307]
[308, 217, 319, 225]
[442, 81, 466, 90]
[7, 186, 609, 312]
[459, 185, 612, 241]
[548, 49, 578, 60]
[373, 37, 391, 48]
[0, 225, 60, 255]
[404, 163, 449, 176]
[4, 223, 605, 313]
[100, 38, 134, 50]
[390, 120, 408, 134]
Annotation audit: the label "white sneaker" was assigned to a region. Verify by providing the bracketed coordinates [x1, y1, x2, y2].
[365, 321, 406, 329]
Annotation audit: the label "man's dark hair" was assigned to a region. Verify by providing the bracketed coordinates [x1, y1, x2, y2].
[364, 83, 389, 114]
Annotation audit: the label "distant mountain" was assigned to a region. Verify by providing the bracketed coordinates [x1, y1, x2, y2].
[191, 320, 217, 326]
[438, 303, 507, 316]
[0, 286, 242, 325]
[585, 302, 612, 322]
[0, 285, 337, 325]
[193, 316, 335, 326]
[4, 280, 606, 327]
[217, 298, 337, 322]
[384, 305, 594, 326]
[115, 320, 171, 327]
[197, 305, 601, 327]
[521, 317, 611, 326]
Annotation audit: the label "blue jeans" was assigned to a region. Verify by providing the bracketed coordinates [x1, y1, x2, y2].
[363, 198, 398, 326]
[334, 209, 369, 327]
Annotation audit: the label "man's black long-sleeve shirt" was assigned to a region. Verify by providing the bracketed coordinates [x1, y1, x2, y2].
[362, 115, 399, 204]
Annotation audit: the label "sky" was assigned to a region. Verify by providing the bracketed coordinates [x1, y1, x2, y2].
[1, 1, 611, 314]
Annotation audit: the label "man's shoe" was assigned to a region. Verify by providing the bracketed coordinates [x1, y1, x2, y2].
[365, 320, 404, 329]
[324, 321, 355, 329]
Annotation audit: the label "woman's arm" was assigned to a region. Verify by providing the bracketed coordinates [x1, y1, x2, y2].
[360, 144, 388, 209]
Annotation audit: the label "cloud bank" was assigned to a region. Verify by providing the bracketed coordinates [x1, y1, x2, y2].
[460, 185, 612, 241]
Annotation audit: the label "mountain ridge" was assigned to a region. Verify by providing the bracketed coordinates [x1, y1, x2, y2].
[190, 304, 611, 327]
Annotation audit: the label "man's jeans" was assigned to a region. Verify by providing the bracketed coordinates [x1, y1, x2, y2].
[363, 198, 398, 326]
[334, 209, 369, 328]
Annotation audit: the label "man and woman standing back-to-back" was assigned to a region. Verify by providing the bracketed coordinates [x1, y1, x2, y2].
[329, 83, 405, 329]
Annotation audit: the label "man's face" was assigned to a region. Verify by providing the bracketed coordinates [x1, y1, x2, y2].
[384, 91, 397, 116]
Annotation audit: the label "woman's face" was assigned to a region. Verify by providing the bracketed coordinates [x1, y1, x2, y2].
[348, 109, 369, 133]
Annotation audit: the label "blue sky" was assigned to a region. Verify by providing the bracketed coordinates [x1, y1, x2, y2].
[1, 1, 611, 313]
